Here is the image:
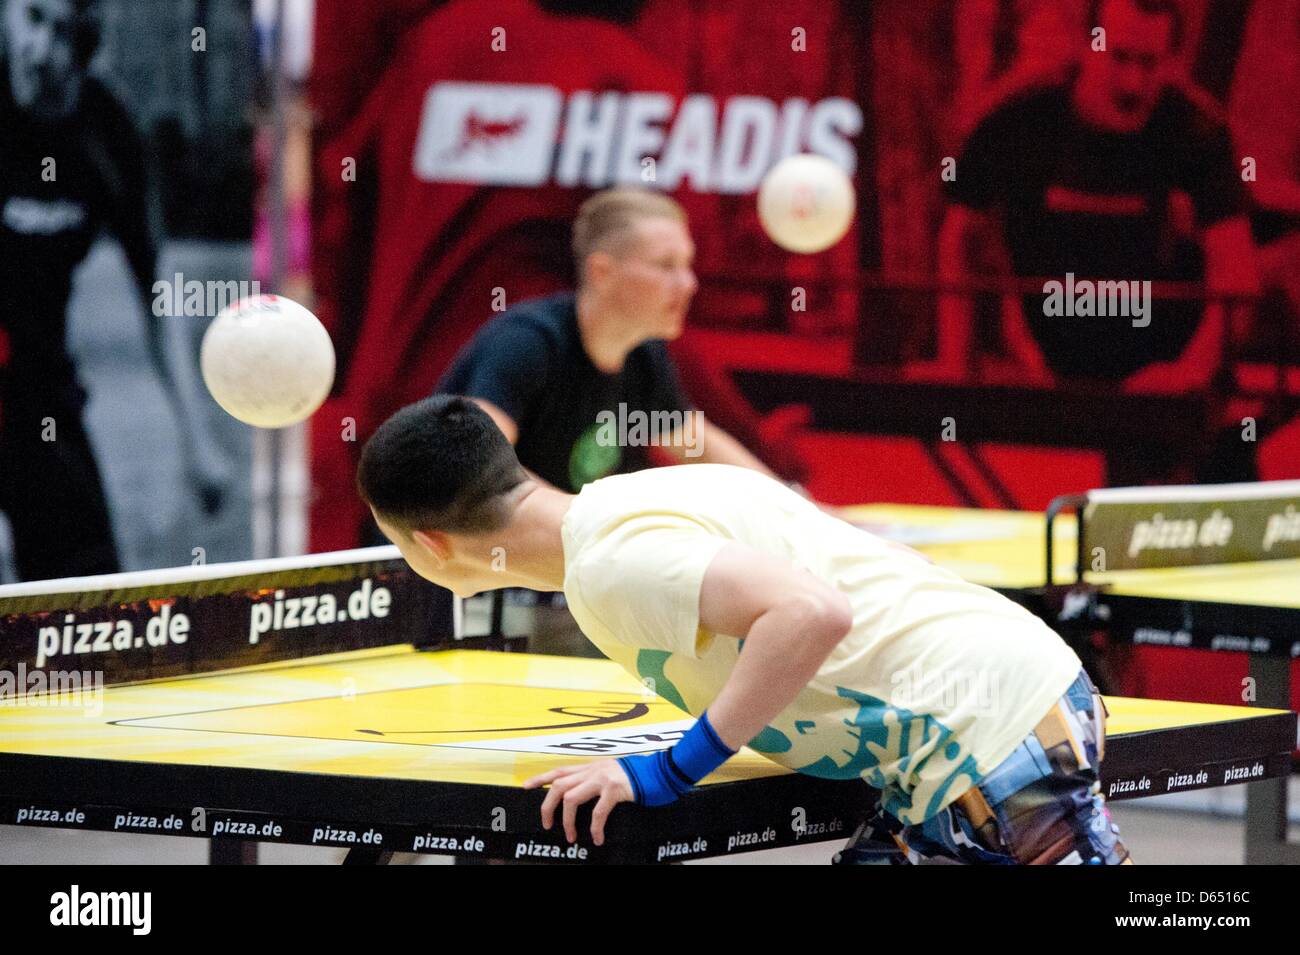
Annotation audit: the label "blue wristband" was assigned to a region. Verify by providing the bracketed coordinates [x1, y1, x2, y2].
[618, 711, 736, 807]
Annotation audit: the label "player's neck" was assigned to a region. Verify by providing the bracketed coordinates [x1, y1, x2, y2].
[1071, 81, 1141, 134]
[575, 288, 641, 374]
[497, 483, 571, 591]
[1071, 81, 1105, 129]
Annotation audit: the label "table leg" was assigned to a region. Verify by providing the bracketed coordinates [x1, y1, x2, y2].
[210, 838, 259, 865]
[1245, 656, 1299, 865]
[342, 847, 393, 865]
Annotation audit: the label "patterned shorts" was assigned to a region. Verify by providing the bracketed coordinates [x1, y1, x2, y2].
[835, 670, 1133, 865]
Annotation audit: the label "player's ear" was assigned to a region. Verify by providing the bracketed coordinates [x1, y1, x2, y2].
[585, 250, 615, 287]
[412, 529, 452, 565]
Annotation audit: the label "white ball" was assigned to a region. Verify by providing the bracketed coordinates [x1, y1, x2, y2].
[757, 153, 856, 253]
[200, 295, 335, 429]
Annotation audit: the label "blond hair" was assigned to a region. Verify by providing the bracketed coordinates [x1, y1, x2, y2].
[572, 189, 687, 283]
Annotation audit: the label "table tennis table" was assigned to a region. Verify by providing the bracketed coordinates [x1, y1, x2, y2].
[0, 646, 1293, 864]
[845, 501, 1300, 864]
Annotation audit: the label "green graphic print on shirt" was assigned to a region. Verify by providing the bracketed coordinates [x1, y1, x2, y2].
[568, 421, 622, 490]
[634, 650, 984, 825]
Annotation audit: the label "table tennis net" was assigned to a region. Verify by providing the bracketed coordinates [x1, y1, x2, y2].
[1077, 479, 1300, 574]
[0, 546, 455, 685]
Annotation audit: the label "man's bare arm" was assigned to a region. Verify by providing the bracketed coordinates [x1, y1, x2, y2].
[467, 397, 570, 490]
[696, 542, 853, 750]
[523, 541, 852, 843]
[659, 417, 780, 478]
[1126, 217, 1258, 393]
[468, 397, 520, 444]
[903, 204, 984, 381]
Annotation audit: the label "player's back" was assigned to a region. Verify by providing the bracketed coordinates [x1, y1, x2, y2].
[562, 464, 1083, 824]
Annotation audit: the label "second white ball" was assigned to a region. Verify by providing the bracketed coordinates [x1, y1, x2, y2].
[757, 153, 856, 254]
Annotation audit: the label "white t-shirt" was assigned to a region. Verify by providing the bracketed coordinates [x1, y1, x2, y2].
[561, 464, 1082, 824]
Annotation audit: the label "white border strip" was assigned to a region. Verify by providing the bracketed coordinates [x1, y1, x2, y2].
[0, 545, 402, 600]
[1088, 480, 1300, 506]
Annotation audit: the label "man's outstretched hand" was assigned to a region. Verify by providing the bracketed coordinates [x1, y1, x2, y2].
[523, 760, 634, 846]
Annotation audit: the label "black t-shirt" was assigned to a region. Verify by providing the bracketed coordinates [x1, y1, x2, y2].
[437, 293, 693, 490]
[0, 71, 154, 407]
[945, 81, 1245, 379]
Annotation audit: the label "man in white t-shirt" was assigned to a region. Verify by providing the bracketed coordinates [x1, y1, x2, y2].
[358, 395, 1131, 864]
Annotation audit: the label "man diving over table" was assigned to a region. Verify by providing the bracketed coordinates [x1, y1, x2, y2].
[357, 395, 1130, 864]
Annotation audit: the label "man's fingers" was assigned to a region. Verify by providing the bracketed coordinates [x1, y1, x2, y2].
[540, 774, 578, 829]
[523, 764, 585, 789]
[531, 763, 628, 843]
[562, 780, 601, 843]
[590, 790, 620, 846]
[522, 771, 555, 790]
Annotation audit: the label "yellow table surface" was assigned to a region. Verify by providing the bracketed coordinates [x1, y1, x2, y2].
[0, 648, 1287, 787]
[844, 503, 1300, 607]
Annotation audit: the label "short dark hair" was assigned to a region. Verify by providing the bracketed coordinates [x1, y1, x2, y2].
[357, 396, 527, 535]
[1090, 0, 1185, 52]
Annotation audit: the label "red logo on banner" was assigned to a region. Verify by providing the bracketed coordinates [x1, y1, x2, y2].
[445, 112, 529, 161]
